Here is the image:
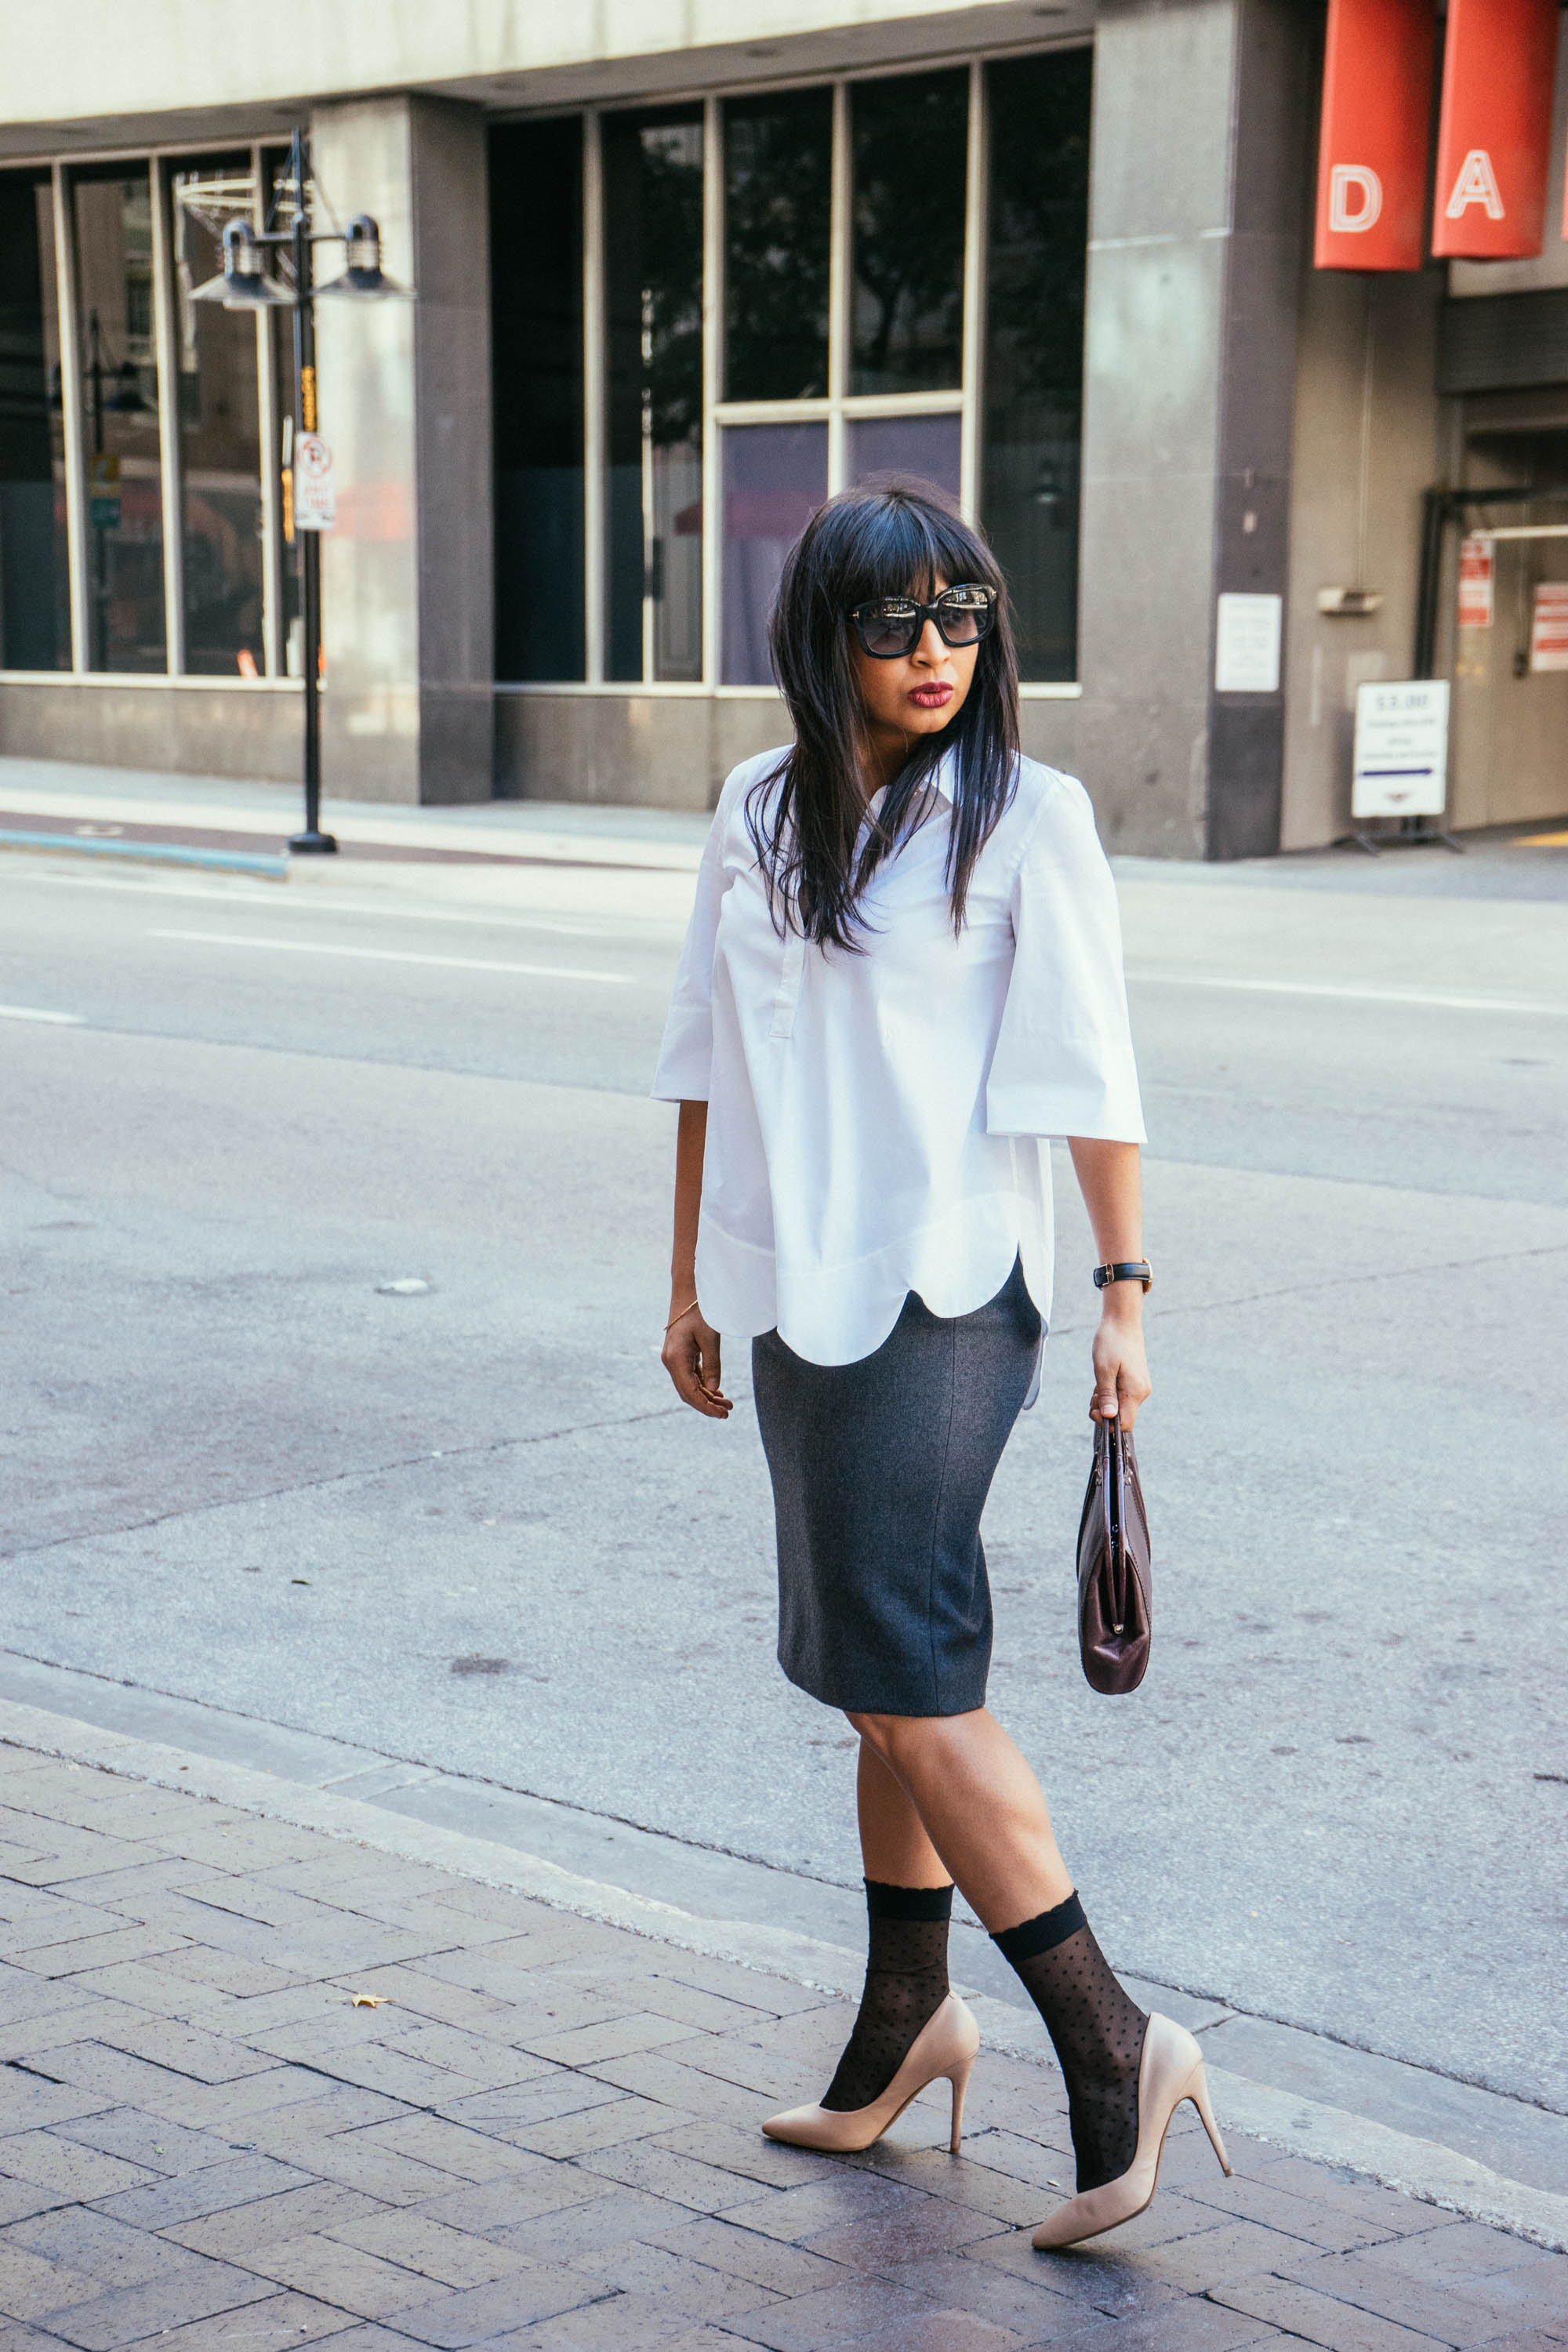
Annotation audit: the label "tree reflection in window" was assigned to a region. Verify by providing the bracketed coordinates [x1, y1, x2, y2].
[604, 108, 704, 682]
[851, 73, 967, 397]
[982, 49, 1091, 681]
[724, 89, 831, 402]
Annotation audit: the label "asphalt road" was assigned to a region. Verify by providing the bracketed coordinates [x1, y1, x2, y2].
[2, 824, 1565, 2137]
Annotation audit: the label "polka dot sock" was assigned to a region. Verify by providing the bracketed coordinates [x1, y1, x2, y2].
[820, 1879, 953, 2112]
[993, 1892, 1149, 2191]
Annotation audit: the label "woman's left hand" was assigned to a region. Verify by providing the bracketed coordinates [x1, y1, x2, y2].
[1090, 1301, 1151, 1428]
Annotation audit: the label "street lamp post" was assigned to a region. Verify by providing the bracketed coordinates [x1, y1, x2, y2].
[191, 129, 410, 858]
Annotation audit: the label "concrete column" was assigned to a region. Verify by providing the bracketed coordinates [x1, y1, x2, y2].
[1076, 0, 1310, 858]
[311, 95, 492, 804]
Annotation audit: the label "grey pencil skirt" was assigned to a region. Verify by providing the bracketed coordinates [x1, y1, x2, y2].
[751, 1256, 1043, 1718]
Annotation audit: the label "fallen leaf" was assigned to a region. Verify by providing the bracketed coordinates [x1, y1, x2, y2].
[350, 1994, 387, 2008]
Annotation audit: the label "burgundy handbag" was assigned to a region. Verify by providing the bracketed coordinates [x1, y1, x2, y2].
[1076, 1417, 1152, 1694]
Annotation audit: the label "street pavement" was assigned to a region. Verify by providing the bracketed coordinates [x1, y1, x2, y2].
[9, 1739, 1568, 2352]
[0, 760, 1565, 2234]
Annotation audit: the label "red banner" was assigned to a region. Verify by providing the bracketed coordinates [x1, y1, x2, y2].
[1432, 0, 1559, 259]
[1314, 0, 1436, 270]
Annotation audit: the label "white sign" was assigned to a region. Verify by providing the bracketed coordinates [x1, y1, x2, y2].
[1457, 535, 1494, 629]
[1214, 593, 1282, 693]
[1352, 679, 1450, 819]
[1530, 581, 1568, 671]
[293, 431, 336, 532]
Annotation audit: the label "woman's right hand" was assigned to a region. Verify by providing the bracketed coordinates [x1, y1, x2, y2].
[662, 1303, 732, 1419]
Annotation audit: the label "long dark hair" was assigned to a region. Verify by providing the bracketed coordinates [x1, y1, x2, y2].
[749, 480, 1020, 949]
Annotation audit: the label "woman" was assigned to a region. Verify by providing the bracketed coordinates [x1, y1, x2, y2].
[653, 482, 1229, 2249]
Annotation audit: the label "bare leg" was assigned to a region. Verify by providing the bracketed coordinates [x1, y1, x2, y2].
[855, 1733, 950, 1888]
[847, 1707, 1074, 1930]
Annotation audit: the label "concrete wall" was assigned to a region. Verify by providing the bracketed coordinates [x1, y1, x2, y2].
[0, 681, 302, 779]
[313, 95, 493, 804]
[1076, 0, 1308, 858]
[496, 692, 1083, 811]
[1279, 270, 1446, 851]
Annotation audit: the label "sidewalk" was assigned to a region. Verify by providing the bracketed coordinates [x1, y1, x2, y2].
[4, 1732, 1566, 2352]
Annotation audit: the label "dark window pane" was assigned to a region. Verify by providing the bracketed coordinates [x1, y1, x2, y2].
[846, 412, 961, 503]
[73, 167, 165, 673]
[851, 71, 967, 396]
[0, 170, 70, 670]
[982, 49, 1091, 683]
[724, 89, 831, 401]
[170, 156, 265, 677]
[604, 107, 703, 683]
[492, 118, 585, 682]
[721, 420, 826, 684]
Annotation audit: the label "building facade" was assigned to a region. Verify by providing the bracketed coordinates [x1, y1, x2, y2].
[2, 0, 1566, 854]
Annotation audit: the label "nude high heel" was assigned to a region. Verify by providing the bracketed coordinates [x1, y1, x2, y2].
[1031, 2013, 1232, 2250]
[762, 1991, 980, 2155]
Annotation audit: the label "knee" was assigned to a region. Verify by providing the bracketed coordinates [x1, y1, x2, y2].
[846, 1711, 936, 1769]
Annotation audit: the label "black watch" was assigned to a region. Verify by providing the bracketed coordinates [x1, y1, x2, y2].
[1092, 1259, 1152, 1293]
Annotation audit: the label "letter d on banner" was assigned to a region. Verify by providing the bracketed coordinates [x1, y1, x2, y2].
[1432, 0, 1558, 259]
[1315, 0, 1433, 270]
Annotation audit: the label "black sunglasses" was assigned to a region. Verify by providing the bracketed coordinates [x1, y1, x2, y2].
[848, 584, 997, 659]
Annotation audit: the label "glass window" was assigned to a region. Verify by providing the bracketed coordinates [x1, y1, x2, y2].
[0, 170, 71, 671]
[851, 71, 967, 396]
[724, 89, 832, 401]
[846, 413, 961, 503]
[982, 50, 1092, 682]
[72, 167, 165, 673]
[721, 421, 826, 684]
[169, 155, 265, 677]
[492, 118, 585, 683]
[604, 108, 704, 683]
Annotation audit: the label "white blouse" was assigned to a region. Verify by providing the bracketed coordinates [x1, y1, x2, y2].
[652, 747, 1145, 1367]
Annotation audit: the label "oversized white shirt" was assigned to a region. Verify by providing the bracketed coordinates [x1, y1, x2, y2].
[652, 747, 1145, 1367]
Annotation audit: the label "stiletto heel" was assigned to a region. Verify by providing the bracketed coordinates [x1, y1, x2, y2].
[762, 1992, 981, 2154]
[1189, 2059, 1232, 2176]
[947, 2050, 976, 2154]
[1032, 2013, 1231, 2250]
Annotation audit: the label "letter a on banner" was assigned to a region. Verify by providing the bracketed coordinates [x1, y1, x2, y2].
[1315, 0, 1434, 270]
[1432, 0, 1559, 259]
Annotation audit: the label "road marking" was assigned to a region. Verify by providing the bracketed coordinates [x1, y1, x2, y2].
[0, 1004, 85, 1025]
[1128, 970, 1566, 1018]
[150, 930, 633, 984]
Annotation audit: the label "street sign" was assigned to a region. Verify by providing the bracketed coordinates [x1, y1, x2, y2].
[1529, 579, 1568, 670]
[1352, 678, 1450, 818]
[1457, 534, 1494, 627]
[293, 431, 336, 532]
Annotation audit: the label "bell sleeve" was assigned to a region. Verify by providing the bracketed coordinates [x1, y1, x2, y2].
[985, 773, 1147, 1143]
[651, 784, 735, 1103]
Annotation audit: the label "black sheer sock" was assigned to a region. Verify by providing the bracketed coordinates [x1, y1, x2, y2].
[993, 1893, 1149, 2191]
[820, 1879, 953, 2112]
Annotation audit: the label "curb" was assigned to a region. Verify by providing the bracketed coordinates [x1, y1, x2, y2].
[3, 1693, 1566, 2256]
[0, 831, 289, 879]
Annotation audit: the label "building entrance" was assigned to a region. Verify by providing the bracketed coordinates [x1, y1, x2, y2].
[1445, 407, 1568, 832]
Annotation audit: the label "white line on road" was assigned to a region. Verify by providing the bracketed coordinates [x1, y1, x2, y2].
[0, 1004, 85, 1025]
[5, 867, 641, 939]
[1128, 970, 1567, 1017]
[149, 930, 634, 984]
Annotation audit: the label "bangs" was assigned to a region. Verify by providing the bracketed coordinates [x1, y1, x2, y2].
[828, 482, 1003, 610]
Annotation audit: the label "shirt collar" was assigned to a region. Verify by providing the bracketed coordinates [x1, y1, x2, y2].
[866, 748, 958, 818]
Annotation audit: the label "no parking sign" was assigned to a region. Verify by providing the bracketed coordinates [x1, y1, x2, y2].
[294, 433, 336, 532]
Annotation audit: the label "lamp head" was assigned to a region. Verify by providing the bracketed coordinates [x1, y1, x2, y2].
[314, 215, 412, 299]
[191, 220, 295, 309]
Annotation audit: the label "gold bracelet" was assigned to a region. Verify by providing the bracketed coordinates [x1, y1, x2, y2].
[664, 1298, 700, 1332]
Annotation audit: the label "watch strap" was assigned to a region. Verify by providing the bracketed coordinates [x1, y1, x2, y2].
[1093, 1259, 1152, 1292]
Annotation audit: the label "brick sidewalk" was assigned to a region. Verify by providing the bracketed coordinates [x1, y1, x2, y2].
[2, 1745, 1564, 2352]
